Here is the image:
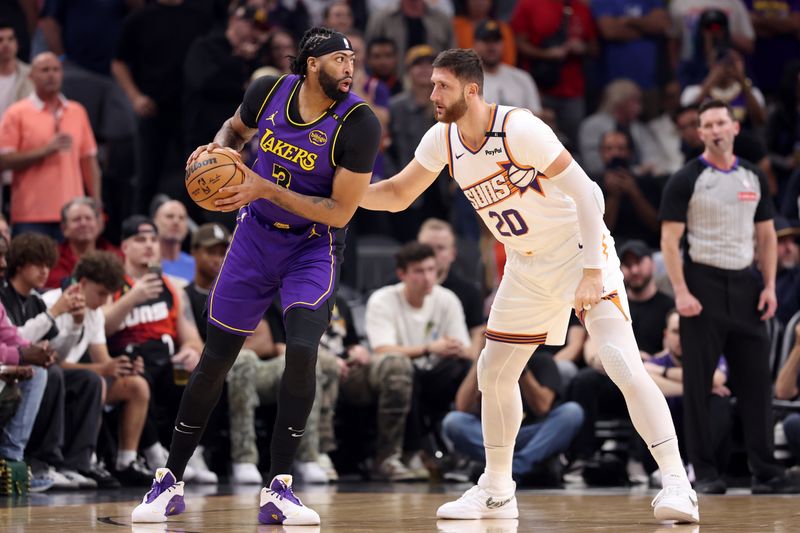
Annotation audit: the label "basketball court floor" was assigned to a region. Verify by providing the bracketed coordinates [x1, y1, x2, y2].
[1, 481, 797, 532]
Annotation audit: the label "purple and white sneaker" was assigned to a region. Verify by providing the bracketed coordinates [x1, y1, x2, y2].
[131, 468, 185, 523]
[259, 475, 320, 525]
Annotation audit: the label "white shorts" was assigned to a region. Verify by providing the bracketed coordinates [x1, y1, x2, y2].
[486, 232, 630, 346]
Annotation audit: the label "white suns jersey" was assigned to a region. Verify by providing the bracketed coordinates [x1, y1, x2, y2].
[415, 104, 588, 256]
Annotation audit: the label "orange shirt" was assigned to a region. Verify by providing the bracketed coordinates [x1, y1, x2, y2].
[0, 94, 97, 223]
[452, 17, 517, 67]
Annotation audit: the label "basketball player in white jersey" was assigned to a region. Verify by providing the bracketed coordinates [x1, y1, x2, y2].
[360, 49, 699, 524]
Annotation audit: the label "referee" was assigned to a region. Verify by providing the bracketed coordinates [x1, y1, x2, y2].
[660, 99, 799, 495]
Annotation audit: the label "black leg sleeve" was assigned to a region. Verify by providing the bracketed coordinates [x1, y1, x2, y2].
[268, 302, 332, 481]
[165, 325, 245, 480]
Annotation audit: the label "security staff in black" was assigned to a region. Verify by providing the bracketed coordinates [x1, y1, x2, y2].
[660, 99, 800, 495]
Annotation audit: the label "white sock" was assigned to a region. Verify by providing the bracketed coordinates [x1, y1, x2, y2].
[116, 449, 137, 471]
[477, 340, 532, 495]
[144, 443, 167, 469]
[586, 311, 690, 490]
[649, 436, 690, 489]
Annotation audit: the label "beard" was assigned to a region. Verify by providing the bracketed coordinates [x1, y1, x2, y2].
[436, 95, 468, 123]
[626, 273, 651, 294]
[318, 67, 350, 103]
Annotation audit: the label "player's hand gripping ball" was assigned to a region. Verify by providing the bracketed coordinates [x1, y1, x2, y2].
[185, 149, 246, 211]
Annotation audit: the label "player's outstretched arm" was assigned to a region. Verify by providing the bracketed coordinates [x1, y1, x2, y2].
[360, 159, 440, 213]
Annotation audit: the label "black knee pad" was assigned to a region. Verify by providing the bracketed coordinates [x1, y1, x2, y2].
[283, 336, 318, 394]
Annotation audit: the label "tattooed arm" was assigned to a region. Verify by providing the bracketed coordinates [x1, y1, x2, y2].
[185, 106, 256, 167]
[216, 165, 373, 228]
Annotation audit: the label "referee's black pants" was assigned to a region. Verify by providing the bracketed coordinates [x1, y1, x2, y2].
[680, 262, 782, 482]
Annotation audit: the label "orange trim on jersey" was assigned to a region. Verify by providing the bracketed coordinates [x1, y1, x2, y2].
[602, 290, 630, 321]
[445, 124, 454, 177]
[462, 160, 514, 190]
[577, 290, 630, 324]
[457, 104, 497, 154]
[485, 329, 547, 345]
[601, 235, 609, 261]
[501, 108, 534, 171]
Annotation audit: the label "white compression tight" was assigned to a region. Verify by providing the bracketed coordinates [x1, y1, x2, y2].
[477, 340, 536, 494]
[478, 302, 689, 493]
[583, 305, 689, 488]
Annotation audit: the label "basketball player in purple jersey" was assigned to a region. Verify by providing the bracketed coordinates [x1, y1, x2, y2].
[132, 27, 381, 526]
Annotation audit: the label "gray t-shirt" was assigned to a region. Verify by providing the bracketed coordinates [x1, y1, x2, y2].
[365, 283, 470, 370]
[659, 156, 774, 270]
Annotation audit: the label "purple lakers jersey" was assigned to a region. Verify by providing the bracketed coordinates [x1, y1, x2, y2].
[248, 74, 366, 229]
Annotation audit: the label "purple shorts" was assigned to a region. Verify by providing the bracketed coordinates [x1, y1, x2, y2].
[207, 207, 343, 336]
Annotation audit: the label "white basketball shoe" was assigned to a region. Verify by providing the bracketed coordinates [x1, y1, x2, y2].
[651, 485, 700, 523]
[131, 468, 185, 523]
[259, 474, 321, 525]
[437, 475, 518, 520]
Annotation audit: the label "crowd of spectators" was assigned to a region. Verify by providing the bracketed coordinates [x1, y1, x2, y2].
[0, 0, 798, 494]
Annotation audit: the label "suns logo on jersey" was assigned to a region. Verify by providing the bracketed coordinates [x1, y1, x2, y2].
[461, 161, 544, 210]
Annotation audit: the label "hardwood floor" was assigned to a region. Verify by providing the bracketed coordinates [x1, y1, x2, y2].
[1, 484, 797, 532]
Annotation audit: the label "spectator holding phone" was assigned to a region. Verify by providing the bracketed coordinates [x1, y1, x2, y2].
[102, 215, 206, 480]
[0, 233, 53, 491]
[0, 232, 104, 489]
[598, 131, 662, 249]
[43, 251, 152, 486]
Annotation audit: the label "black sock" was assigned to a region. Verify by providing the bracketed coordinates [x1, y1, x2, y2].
[165, 325, 245, 480]
[267, 304, 331, 481]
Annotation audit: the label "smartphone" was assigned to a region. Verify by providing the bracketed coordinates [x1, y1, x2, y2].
[148, 264, 162, 277]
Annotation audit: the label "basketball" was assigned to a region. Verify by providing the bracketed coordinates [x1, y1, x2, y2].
[185, 150, 246, 211]
[507, 166, 534, 188]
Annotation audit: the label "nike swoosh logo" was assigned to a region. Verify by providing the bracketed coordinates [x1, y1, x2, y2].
[650, 436, 675, 448]
[485, 496, 512, 509]
[455, 153, 464, 159]
[288, 426, 306, 438]
[578, 243, 583, 249]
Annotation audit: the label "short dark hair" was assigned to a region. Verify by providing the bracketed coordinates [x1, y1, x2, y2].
[432, 48, 484, 94]
[367, 36, 396, 55]
[72, 251, 125, 292]
[7, 233, 58, 279]
[0, 19, 15, 34]
[395, 241, 435, 271]
[697, 98, 736, 124]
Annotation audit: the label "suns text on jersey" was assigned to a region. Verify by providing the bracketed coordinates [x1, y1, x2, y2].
[462, 171, 518, 210]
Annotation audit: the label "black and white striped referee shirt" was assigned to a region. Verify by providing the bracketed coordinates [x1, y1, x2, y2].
[659, 156, 774, 270]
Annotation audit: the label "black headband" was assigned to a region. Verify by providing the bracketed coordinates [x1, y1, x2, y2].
[308, 32, 353, 58]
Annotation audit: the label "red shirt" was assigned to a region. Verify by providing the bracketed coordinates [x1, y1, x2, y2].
[510, 0, 597, 99]
[45, 238, 123, 289]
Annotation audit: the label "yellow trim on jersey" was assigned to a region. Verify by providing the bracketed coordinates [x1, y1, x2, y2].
[254, 74, 288, 124]
[285, 78, 336, 127]
[457, 103, 497, 154]
[501, 107, 535, 171]
[330, 102, 369, 167]
[283, 227, 336, 313]
[208, 224, 257, 334]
